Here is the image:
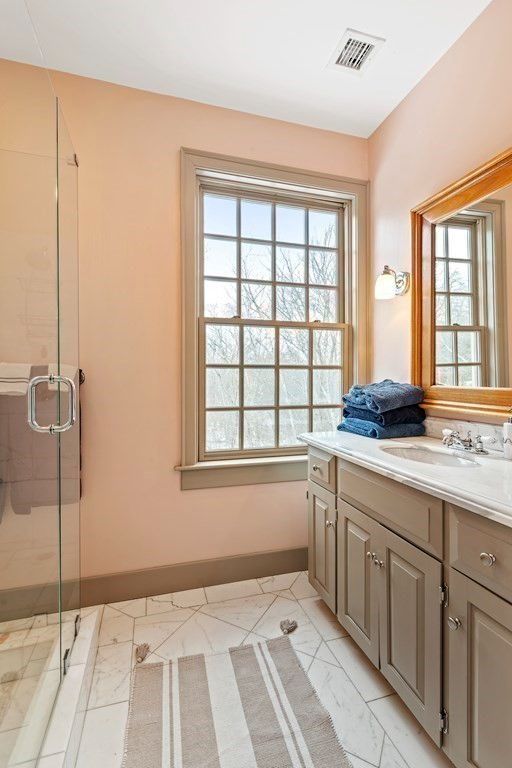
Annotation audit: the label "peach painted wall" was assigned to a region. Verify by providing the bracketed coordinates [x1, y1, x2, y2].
[46, 70, 368, 579]
[369, 0, 512, 381]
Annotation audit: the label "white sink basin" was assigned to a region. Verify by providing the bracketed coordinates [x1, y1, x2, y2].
[380, 444, 478, 467]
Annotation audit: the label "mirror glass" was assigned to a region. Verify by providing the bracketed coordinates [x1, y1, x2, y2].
[433, 182, 512, 387]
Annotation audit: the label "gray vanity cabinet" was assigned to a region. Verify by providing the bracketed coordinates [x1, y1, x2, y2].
[337, 498, 442, 743]
[307, 481, 337, 611]
[446, 568, 512, 768]
[378, 525, 442, 744]
[306, 442, 512, 765]
[337, 499, 380, 666]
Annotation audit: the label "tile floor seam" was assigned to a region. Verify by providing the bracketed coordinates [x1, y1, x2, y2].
[367, 697, 413, 768]
[106, 599, 147, 619]
[138, 605, 203, 657]
[204, 580, 265, 604]
[366, 691, 396, 704]
[242, 592, 278, 634]
[345, 750, 380, 768]
[196, 603, 277, 637]
[377, 726, 386, 766]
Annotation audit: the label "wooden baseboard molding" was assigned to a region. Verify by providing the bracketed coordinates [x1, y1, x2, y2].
[81, 546, 308, 607]
[0, 579, 80, 623]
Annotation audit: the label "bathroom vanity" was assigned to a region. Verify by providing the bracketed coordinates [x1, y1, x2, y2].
[301, 431, 512, 768]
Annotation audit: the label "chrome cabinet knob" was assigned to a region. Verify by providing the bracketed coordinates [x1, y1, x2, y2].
[373, 558, 384, 569]
[366, 551, 375, 560]
[312, 464, 320, 472]
[479, 552, 496, 567]
[447, 616, 462, 631]
[325, 520, 335, 528]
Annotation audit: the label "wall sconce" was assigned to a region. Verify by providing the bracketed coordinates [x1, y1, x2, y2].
[374, 265, 410, 300]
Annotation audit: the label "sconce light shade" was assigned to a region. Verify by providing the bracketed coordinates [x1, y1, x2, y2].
[375, 265, 410, 300]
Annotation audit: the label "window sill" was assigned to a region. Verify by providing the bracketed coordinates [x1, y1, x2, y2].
[175, 455, 307, 490]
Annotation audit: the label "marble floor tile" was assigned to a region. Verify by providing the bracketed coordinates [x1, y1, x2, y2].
[98, 607, 134, 647]
[0, 629, 29, 651]
[273, 588, 298, 600]
[88, 641, 133, 709]
[0, 676, 39, 731]
[37, 753, 65, 767]
[252, 596, 322, 657]
[328, 636, 394, 702]
[146, 587, 206, 613]
[107, 598, 146, 618]
[199, 593, 275, 631]
[0, 617, 34, 634]
[315, 640, 340, 666]
[345, 753, 376, 768]
[205, 579, 263, 603]
[132, 608, 195, 649]
[299, 595, 347, 640]
[369, 695, 453, 767]
[290, 571, 318, 599]
[76, 701, 128, 768]
[257, 572, 300, 593]
[308, 657, 385, 766]
[155, 611, 247, 661]
[42, 664, 85, 757]
[380, 736, 409, 768]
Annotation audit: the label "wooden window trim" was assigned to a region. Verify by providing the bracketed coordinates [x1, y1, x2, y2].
[177, 148, 369, 489]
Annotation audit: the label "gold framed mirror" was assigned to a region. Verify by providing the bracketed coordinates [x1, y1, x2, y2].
[411, 147, 512, 423]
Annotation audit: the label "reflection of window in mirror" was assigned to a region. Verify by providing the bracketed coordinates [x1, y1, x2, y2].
[434, 195, 509, 388]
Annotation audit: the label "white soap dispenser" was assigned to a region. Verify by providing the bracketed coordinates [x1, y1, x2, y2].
[504, 408, 512, 460]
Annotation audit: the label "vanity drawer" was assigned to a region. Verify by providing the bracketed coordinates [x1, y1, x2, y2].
[449, 506, 512, 602]
[337, 459, 443, 558]
[308, 448, 336, 492]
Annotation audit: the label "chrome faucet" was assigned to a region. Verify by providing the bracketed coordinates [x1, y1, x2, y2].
[442, 429, 493, 455]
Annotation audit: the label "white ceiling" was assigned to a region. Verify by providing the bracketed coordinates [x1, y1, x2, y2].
[1, 0, 493, 137]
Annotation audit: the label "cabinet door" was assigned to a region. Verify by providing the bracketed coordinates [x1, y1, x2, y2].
[378, 526, 442, 745]
[447, 568, 512, 768]
[308, 482, 336, 612]
[337, 499, 380, 666]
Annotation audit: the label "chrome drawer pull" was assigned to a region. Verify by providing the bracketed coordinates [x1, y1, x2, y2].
[312, 464, 320, 472]
[448, 616, 462, 631]
[479, 552, 496, 567]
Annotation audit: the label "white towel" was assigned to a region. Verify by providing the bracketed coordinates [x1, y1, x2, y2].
[0, 362, 31, 396]
[48, 363, 78, 390]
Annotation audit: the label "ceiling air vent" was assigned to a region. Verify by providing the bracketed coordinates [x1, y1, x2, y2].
[329, 29, 384, 74]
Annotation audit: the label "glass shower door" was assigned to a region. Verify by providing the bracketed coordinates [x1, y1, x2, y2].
[0, 40, 79, 768]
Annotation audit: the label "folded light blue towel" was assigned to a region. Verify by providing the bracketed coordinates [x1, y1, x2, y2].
[343, 404, 425, 427]
[343, 379, 424, 414]
[338, 418, 426, 440]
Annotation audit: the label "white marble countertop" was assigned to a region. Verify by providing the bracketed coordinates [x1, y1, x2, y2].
[300, 431, 512, 529]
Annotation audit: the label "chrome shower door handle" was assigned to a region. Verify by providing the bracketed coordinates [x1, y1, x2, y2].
[28, 374, 77, 434]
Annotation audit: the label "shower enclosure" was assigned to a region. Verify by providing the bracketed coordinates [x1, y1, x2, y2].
[0, 11, 80, 765]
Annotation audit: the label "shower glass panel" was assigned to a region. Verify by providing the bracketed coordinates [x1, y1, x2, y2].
[0, 13, 80, 766]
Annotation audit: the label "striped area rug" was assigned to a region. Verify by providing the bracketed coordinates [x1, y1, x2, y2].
[123, 635, 352, 768]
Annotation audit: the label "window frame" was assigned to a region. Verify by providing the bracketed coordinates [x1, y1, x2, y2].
[178, 149, 368, 489]
[434, 203, 508, 388]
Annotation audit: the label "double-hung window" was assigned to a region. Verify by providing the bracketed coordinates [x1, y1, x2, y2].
[180, 150, 368, 488]
[435, 203, 507, 387]
[200, 189, 346, 459]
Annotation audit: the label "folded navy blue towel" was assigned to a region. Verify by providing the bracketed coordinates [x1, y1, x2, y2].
[343, 379, 424, 414]
[338, 418, 426, 440]
[343, 404, 425, 427]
